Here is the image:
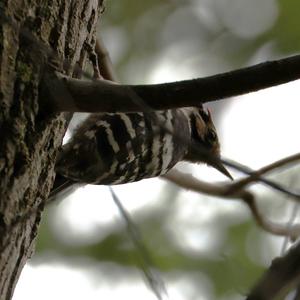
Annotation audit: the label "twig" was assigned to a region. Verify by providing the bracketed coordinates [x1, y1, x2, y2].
[224, 153, 300, 195]
[280, 176, 300, 255]
[293, 286, 300, 300]
[163, 170, 300, 239]
[108, 187, 166, 300]
[281, 202, 300, 254]
[246, 242, 300, 300]
[95, 36, 118, 82]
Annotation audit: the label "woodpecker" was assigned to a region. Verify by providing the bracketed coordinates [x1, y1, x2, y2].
[51, 106, 231, 197]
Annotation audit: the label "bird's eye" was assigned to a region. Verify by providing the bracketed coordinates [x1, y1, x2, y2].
[206, 130, 217, 142]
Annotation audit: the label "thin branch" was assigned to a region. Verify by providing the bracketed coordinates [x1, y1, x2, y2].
[95, 36, 118, 82]
[294, 286, 300, 300]
[163, 170, 300, 239]
[223, 153, 300, 199]
[246, 242, 300, 300]
[108, 187, 166, 300]
[228, 153, 300, 190]
[43, 54, 300, 113]
[281, 201, 300, 254]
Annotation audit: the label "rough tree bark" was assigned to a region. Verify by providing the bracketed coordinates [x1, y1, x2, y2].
[0, 0, 104, 299]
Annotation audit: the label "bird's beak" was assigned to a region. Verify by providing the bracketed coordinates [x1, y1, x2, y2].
[210, 160, 233, 180]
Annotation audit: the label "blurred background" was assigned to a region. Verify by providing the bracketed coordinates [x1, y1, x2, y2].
[13, 0, 300, 299]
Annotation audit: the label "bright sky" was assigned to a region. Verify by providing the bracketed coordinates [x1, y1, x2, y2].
[221, 80, 300, 169]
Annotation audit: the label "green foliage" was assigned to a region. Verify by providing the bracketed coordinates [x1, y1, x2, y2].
[270, 0, 300, 52]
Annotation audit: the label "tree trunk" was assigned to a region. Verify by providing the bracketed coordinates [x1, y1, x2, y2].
[0, 0, 103, 298]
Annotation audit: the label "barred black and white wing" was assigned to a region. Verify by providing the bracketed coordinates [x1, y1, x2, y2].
[55, 109, 191, 185]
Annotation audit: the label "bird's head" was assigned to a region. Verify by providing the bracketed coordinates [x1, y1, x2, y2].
[184, 106, 232, 180]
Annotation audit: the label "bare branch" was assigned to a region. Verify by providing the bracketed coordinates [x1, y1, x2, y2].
[42, 54, 300, 113]
[109, 187, 166, 300]
[224, 153, 300, 199]
[246, 242, 300, 300]
[95, 36, 118, 82]
[163, 170, 300, 239]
